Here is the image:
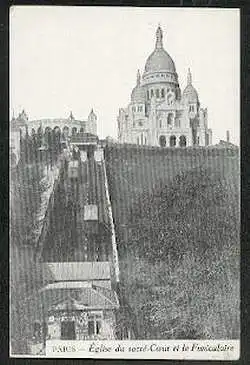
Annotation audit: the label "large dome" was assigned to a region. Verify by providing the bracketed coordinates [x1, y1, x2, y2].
[145, 48, 176, 73]
[144, 25, 176, 74]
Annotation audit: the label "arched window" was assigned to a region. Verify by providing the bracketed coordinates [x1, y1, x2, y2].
[144, 136, 147, 144]
[44, 127, 52, 148]
[159, 135, 166, 147]
[161, 89, 165, 98]
[167, 113, 174, 126]
[80, 127, 84, 133]
[72, 127, 77, 136]
[151, 89, 154, 97]
[159, 120, 162, 128]
[147, 90, 150, 100]
[170, 135, 176, 147]
[54, 126, 61, 134]
[156, 89, 160, 98]
[179, 135, 187, 147]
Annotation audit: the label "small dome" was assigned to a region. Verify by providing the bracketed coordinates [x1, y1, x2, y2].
[182, 84, 199, 102]
[131, 69, 145, 102]
[131, 85, 145, 102]
[182, 68, 199, 103]
[145, 48, 176, 74]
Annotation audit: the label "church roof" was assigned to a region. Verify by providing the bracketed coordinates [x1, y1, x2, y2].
[144, 26, 176, 74]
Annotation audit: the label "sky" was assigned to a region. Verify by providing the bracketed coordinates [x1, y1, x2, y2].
[10, 6, 240, 144]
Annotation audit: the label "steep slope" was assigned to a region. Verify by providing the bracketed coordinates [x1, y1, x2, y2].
[106, 145, 240, 339]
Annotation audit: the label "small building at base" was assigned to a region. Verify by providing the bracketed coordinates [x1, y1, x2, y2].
[25, 262, 119, 355]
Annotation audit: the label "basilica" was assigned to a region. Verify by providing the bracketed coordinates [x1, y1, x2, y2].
[117, 25, 212, 147]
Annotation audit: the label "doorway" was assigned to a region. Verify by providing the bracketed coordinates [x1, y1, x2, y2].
[179, 135, 187, 147]
[61, 321, 76, 340]
[159, 135, 166, 147]
[170, 135, 176, 147]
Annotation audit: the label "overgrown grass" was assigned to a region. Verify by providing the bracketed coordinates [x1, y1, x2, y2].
[106, 146, 240, 339]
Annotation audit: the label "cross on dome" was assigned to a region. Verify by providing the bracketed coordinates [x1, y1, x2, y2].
[155, 25, 163, 49]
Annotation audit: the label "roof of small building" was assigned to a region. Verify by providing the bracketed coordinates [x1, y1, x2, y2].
[70, 132, 98, 144]
[44, 262, 111, 282]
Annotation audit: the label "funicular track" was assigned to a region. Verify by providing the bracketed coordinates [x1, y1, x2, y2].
[34, 139, 136, 342]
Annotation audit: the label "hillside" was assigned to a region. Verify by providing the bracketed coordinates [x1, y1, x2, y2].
[10, 160, 57, 354]
[106, 145, 240, 339]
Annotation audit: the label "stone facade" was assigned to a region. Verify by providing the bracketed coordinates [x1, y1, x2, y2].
[10, 109, 98, 165]
[117, 26, 212, 147]
[47, 309, 116, 341]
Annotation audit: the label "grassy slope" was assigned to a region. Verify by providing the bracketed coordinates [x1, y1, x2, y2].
[10, 162, 54, 354]
[106, 145, 240, 339]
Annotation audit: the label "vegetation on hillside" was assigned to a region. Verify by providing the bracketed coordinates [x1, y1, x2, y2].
[106, 146, 240, 339]
[10, 159, 57, 354]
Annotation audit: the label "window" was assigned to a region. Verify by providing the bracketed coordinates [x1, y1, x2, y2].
[137, 137, 139, 145]
[88, 313, 102, 336]
[72, 127, 77, 136]
[161, 89, 165, 98]
[151, 89, 154, 97]
[175, 119, 180, 128]
[84, 205, 98, 221]
[159, 120, 162, 128]
[156, 89, 160, 98]
[167, 113, 174, 126]
[141, 133, 144, 145]
[61, 321, 76, 340]
[138, 120, 143, 126]
[147, 90, 150, 100]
